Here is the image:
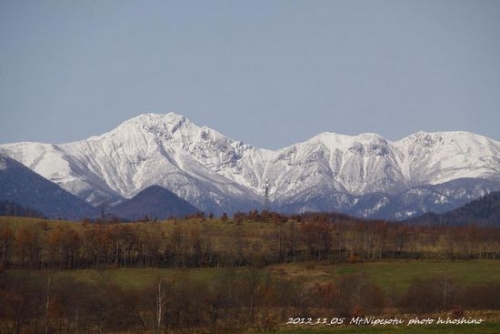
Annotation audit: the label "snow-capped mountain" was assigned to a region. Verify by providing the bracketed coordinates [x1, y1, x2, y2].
[1, 113, 266, 214]
[1, 112, 500, 219]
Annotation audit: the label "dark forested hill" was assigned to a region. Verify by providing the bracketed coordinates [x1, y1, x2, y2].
[0, 154, 98, 220]
[0, 200, 45, 218]
[405, 191, 500, 225]
[110, 185, 200, 221]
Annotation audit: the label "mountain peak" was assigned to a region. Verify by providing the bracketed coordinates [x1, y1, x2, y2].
[132, 112, 186, 124]
[126, 112, 188, 132]
[402, 130, 488, 142]
[303, 132, 389, 152]
[90, 112, 193, 143]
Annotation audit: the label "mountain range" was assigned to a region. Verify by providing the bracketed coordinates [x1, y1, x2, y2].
[1, 112, 500, 220]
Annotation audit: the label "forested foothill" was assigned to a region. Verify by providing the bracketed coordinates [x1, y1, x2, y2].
[1, 212, 500, 333]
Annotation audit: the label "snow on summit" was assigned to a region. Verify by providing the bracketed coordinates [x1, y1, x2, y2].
[1, 112, 500, 218]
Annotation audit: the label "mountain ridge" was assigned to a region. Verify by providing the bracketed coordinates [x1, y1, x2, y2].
[1, 112, 500, 219]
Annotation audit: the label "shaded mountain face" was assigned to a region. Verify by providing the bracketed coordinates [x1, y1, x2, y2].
[405, 191, 500, 225]
[110, 185, 200, 221]
[0, 154, 98, 220]
[2, 112, 500, 219]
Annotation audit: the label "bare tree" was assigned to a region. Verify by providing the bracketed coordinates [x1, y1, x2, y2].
[157, 279, 164, 333]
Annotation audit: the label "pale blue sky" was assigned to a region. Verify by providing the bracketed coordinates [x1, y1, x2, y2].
[1, 0, 499, 149]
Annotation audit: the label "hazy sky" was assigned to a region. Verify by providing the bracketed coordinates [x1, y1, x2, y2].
[1, 0, 499, 149]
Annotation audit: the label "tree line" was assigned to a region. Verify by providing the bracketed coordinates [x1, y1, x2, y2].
[1, 212, 499, 270]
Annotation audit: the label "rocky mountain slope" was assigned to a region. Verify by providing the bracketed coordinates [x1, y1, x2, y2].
[2, 112, 500, 219]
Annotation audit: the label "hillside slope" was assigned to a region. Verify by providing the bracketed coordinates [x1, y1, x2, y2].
[406, 191, 500, 225]
[110, 185, 200, 221]
[0, 154, 98, 220]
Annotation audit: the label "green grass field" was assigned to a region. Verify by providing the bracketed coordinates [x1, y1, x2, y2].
[9, 259, 500, 293]
[268, 260, 500, 292]
[7, 258, 499, 294]
[271, 322, 500, 334]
